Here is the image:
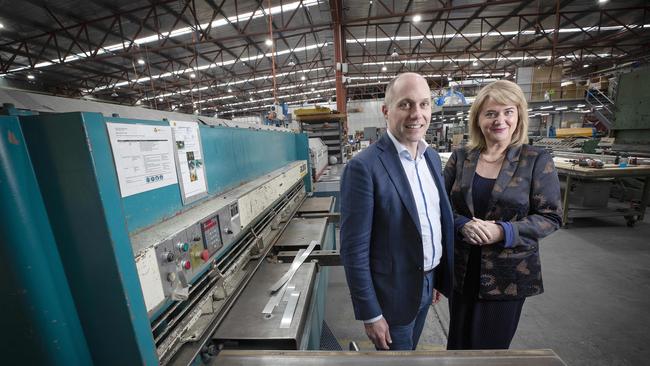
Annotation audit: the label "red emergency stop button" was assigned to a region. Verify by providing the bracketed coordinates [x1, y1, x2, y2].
[201, 250, 210, 262]
[181, 260, 191, 270]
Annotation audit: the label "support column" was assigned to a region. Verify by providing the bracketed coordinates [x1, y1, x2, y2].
[330, 0, 347, 129]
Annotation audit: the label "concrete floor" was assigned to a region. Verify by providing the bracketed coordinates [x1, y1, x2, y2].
[324, 214, 650, 365]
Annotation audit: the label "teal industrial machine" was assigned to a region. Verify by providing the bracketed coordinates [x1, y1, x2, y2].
[1, 110, 336, 365]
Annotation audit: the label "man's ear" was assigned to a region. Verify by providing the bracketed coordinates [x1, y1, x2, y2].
[381, 104, 389, 119]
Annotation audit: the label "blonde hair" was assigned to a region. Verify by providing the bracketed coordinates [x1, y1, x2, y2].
[467, 80, 529, 150]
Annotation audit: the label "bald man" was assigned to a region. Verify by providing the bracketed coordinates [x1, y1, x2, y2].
[340, 73, 454, 350]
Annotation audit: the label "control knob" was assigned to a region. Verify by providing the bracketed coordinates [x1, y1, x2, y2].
[163, 251, 175, 262]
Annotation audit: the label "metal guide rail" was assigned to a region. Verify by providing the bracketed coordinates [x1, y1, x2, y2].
[211, 349, 567, 365]
[148, 179, 307, 365]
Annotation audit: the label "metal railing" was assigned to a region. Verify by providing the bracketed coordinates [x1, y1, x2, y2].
[585, 88, 615, 130]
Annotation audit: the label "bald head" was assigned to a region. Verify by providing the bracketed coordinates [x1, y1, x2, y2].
[381, 72, 432, 155]
[384, 72, 431, 107]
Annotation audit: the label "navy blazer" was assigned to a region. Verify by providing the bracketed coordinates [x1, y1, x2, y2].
[340, 133, 454, 325]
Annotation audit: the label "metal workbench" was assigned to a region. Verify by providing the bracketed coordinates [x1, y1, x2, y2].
[554, 159, 650, 226]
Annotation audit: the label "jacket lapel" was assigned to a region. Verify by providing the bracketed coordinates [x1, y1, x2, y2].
[487, 145, 523, 212]
[460, 148, 480, 217]
[376, 134, 421, 232]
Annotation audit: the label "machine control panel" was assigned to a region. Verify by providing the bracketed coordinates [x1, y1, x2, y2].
[133, 161, 305, 316]
[201, 215, 223, 256]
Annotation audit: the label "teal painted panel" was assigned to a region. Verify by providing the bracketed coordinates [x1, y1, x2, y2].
[0, 116, 92, 365]
[19, 112, 158, 365]
[103, 117, 185, 233]
[201, 126, 298, 195]
[120, 124, 303, 232]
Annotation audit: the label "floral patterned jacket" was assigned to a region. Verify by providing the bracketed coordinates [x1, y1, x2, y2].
[444, 144, 562, 299]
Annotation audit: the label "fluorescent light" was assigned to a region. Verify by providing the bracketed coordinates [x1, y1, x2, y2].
[583, 64, 590, 68]
[190, 73, 196, 78]
[472, 61, 478, 66]
[561, 81, 573, 86]
[27, 74, 35, 80]
[539, 105, 554, 110]
[555, 106, 568, 111]
[227, 88, 232, 93]
[158, 97, 163, 102]
[301, 75, 306, 81]
[381, 66, 387, 72]
[265, 39, 273, 46]
[311, 87, 315, 91]
[413, 15, 422, 23]
[577, 104, 586, 108]
[137, 59, 145, 65]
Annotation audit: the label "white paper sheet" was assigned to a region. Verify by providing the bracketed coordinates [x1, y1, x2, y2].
[135, 247, 165, 313]
[106, 123, 178, 197]
[170, 120, 208, 202]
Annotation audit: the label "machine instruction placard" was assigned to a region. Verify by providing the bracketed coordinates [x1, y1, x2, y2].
[106, 123, 178, 197]
[170, 120, 208, 204]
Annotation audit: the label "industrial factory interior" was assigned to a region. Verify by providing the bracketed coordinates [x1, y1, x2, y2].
[1, 0, 649, 365]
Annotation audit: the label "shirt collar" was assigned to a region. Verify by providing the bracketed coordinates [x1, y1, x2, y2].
[386, 129, 428, 161]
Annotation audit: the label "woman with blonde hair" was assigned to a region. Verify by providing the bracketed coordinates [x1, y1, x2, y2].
[444, 80, 562, 349]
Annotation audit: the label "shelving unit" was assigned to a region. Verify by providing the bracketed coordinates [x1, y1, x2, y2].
[296, 113, 347, 164]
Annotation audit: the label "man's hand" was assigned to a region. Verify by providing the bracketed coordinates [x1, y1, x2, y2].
[431, 289, 442, 305]
[364, 317, 392, 350]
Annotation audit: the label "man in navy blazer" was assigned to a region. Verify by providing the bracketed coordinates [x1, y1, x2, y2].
[340, 73, 454, 350]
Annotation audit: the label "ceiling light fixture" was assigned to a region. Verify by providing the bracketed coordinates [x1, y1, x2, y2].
[111, 91, 118, 97]
[265, 39, 273, 46]
[583, 64, 590, 68]
[0, 23, 4, 29]
[190, 73, 196, 78]
[158, 97, 164, 102]
[227, 88, 233, 93]
[413, 15, 422, 23]
[137, 59, 145, 65]
[472, 60, 478, 66]
[27, 74, 35, 80]
[301, 75, 306, 81]
[288, 58, 296, 66]
[391, 48, 399, 58]
[381, 66, 388, 72]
